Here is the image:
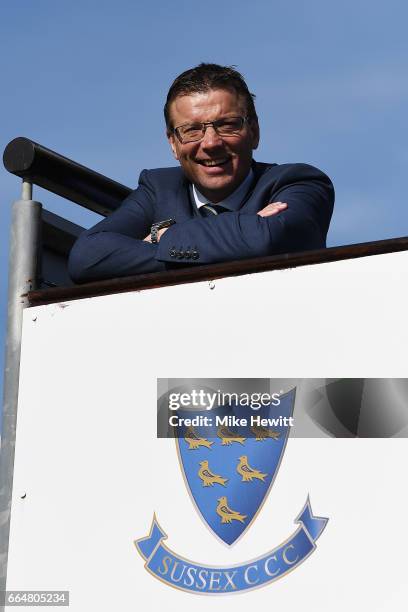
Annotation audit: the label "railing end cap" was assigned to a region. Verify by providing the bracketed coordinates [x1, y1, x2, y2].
[3, 137, 37, 176]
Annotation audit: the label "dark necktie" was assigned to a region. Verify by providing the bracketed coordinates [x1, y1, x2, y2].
[200, 204, 230, 217]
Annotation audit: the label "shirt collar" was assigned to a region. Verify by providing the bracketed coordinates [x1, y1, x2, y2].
[190, 168, 254, 212]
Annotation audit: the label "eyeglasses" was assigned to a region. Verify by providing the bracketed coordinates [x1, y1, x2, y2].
[173, 116, 249, 144]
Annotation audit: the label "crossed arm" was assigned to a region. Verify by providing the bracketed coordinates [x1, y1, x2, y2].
[143, 201, 288, 242]
[68, 165, 334, 283]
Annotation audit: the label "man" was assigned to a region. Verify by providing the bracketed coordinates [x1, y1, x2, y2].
[68, 64, 334, 283]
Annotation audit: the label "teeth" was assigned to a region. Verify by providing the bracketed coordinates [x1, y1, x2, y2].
[199, 158, 229, 166]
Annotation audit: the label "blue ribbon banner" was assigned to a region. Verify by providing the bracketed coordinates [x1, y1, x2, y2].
[135, 497, 328, 594]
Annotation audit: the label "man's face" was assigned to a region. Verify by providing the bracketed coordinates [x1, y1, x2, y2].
[168, 89, 259, 203]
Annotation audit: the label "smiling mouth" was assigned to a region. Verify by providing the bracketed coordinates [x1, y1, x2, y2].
[196, 157, 231, 167]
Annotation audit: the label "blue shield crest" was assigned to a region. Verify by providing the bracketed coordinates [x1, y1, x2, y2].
[175, 389, 295, 545]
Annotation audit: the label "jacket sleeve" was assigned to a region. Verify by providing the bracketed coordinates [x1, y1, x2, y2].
[68, 170, 168, 283]
[156, 164, 334, 265]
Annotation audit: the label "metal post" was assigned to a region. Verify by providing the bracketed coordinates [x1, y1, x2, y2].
[0, 181, 42, 600]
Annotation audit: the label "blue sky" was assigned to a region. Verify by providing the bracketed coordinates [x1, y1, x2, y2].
[1, 1, 408, 413]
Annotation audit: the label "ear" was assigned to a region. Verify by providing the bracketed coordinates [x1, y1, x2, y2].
[167, 131, 180, 160]
[249, 119, 260, 150]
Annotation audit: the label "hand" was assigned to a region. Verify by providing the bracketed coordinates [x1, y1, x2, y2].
[143, 227, 169, 242]
[257, 201, 288, 217]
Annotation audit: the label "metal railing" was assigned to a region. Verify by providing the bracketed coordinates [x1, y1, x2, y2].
[3, 137, 131, 216]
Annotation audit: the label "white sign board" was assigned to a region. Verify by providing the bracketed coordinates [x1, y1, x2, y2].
[6, 252, 408, 610]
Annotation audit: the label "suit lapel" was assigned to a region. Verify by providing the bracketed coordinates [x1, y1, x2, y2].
[174, 175, 198, 222]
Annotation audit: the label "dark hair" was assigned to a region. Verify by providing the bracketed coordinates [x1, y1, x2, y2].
[164, 63, 258, 131]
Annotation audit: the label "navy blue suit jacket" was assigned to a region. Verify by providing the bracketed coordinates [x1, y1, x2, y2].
[68, 161, 334, 283]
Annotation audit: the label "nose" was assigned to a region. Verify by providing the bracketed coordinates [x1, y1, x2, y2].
[200, 125, 224, 148]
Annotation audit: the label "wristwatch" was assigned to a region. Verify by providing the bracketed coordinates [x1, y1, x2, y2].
[150, 218, 176, 244]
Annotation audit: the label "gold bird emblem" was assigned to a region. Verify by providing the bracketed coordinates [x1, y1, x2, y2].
[251, 425, 280, 441]
[216, 496, 247, 524]
[217, 425, 246, 446]
[198, 461, 228, 487]
[237, 455, 268, 482]
[184, 426, 213, 450]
